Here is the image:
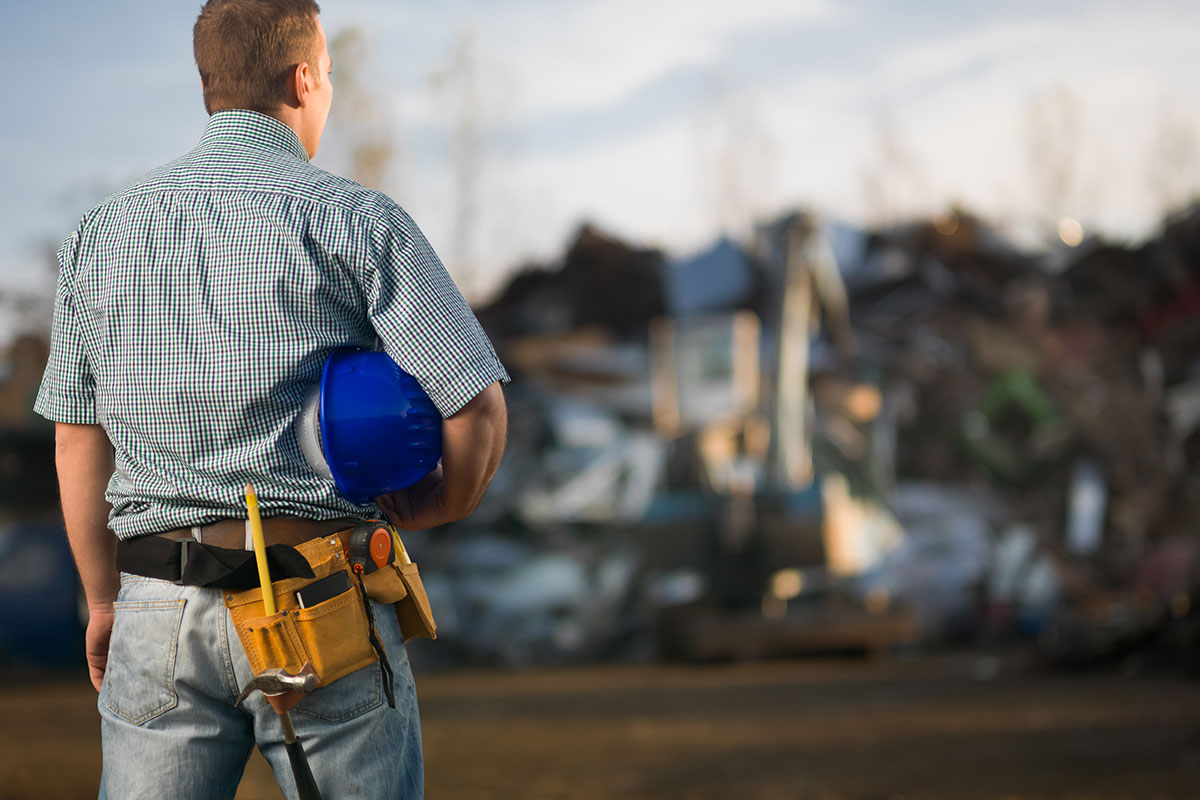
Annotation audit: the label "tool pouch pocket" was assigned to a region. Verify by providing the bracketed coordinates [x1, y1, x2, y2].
[361, 562, 409, 604]
[225, 536, 378, 687]
[394, 562, 437, 642]
[359, 559, 438, 642]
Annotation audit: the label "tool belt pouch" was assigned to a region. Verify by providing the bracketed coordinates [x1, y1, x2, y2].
[361, 558, 438, 642]
[395, 562, 437, 642]
[224, 536, 377, 687]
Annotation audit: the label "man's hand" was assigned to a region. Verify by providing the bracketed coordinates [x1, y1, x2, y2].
[377, 466, 449, 531]
[85, 604, 115, 692]
[375, 382, 506, 530]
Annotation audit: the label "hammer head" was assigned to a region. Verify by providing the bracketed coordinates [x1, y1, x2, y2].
[235, 664, 318, 707]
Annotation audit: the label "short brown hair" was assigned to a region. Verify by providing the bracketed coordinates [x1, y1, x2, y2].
[194, 0, 322, 115]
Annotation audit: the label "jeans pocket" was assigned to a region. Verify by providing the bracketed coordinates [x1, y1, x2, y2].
[292, 600, 410, 724]
[292, 657, 384, 723]
[104, 598, 186, 725]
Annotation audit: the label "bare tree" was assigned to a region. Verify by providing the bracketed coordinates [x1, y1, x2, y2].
[859, 108, 926, 227]
[329, 27, 398, 191]
[1148, 105, 1199, 218]
[429, 31, 490, 302]
[0, 239, 60, 347]
[695, 79, 778, 239]
[1025, 85, 1083, 236]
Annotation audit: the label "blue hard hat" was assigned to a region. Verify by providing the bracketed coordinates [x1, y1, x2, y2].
[296, 348, 443, 504]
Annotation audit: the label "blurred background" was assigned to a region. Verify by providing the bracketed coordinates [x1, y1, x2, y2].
[2, 1, 1200, 798]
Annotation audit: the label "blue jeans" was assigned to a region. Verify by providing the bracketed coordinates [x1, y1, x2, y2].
[98, 573, 423, 799]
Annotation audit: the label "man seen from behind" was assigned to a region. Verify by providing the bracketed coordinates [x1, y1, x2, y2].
[36, 1, 508, 797]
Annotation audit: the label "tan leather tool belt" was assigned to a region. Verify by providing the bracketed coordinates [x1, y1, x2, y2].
[219, 521, 438, 691]
[155, 517, 357, 550]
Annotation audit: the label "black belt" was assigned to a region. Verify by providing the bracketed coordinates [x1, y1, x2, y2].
[116, 536, 315, 589]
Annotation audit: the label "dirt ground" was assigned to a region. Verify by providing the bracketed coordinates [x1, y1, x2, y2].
[1, 650, 1197, 800]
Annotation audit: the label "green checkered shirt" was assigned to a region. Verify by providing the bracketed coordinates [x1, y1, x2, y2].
[35, 110, 509, 539]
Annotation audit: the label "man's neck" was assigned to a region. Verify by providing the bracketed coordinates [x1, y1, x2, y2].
[263, 106, 313, 158]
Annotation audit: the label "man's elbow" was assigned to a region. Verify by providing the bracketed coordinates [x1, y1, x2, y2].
[442, 382, 507, 516]
[450, 381, 506, 423]
[449, 383, 507, 445]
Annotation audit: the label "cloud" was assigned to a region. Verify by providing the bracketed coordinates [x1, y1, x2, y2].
[501, 0, 831, 114]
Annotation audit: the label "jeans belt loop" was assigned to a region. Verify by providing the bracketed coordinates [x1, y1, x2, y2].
[175, 539, 190, 585]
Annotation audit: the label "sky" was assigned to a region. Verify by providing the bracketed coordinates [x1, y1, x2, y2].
[1, 0, 1199, 318]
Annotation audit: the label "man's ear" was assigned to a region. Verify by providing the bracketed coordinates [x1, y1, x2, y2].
[291, 60, 312, 108]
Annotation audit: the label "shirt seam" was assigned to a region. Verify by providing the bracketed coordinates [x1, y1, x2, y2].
[93, 183, 393, 228]
[36, 386, 95, 400]
[420, 355, 511, 418]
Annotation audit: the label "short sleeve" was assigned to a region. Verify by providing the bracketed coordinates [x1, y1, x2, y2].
[33, 231, 98, 424]
[365, 204, 509, 417]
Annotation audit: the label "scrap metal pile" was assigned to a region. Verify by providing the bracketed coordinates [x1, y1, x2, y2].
[847, 206, 1200, 669]
[401, 203, 1200, 670]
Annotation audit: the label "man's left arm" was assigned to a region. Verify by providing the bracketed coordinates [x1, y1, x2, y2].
[55, 422, 119, 692]
[362, 203, 512, 528]
[377, 381, 506, 530]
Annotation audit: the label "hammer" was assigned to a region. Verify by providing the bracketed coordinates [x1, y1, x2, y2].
[236, 667, 324, 800]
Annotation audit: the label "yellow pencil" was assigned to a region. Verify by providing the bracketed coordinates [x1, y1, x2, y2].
[246, 481, 276, 615]
[389, 524, 412, 566]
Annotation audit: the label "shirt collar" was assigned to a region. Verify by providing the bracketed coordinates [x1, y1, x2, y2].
[197, 110, 310, 163]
